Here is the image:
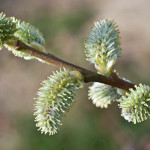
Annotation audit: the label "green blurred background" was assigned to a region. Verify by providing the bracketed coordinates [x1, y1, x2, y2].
[1, 0, 150, 150]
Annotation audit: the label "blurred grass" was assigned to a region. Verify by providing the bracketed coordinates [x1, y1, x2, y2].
[30, 9, 93, 41]
[15, 113, 119, 150]
[120, 118, 150, 137]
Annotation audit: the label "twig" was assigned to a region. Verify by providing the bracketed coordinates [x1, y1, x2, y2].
[15, 40, 135, 91]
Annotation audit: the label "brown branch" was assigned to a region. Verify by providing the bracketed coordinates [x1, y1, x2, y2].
[15, 40, 135, 91]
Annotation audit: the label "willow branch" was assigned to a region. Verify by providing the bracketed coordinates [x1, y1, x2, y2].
[15, 40, 135, 91]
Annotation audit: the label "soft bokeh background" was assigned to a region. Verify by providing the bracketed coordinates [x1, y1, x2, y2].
[1, 0, 150, 150]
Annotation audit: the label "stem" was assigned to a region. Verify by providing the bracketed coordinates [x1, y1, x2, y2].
[15, 40, 135, 91]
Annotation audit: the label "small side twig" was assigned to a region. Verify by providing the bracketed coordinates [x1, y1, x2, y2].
[15, 40, 135, 91]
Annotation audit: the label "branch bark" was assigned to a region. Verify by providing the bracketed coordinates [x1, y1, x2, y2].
[15, 40, 135, 91]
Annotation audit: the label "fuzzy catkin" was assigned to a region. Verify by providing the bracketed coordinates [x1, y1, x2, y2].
[34, 69, 83, 135]
[84, 20, 121, 76]
[119, 84, 150, 124]
[5, 17, 46, 59]
[0, 12, 17, 49]
[89, 82, 120, 108]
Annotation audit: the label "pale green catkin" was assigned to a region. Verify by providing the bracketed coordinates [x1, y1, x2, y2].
[119, 84, 150, 124]
[89, 82, 121, 108]
[5, 17, 46, 60]
[0, 12, 17, 49]
[34, 69, 83, 135]
[84, 20, 121, 76]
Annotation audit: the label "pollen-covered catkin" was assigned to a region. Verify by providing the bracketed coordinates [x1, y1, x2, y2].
[119, 84, 150, 124]
[34, 69, 83, 135]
